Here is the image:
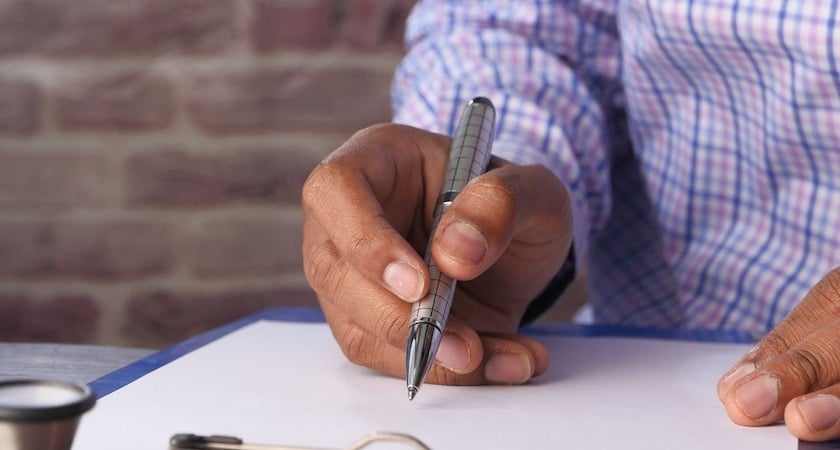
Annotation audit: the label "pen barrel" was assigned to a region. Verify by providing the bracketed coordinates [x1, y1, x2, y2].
[440, 97, 495, 196]
[409, 199, 457, 330]
[409, 97, 495, 331]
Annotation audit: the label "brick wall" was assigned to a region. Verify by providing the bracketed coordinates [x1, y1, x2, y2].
[0, 0, 415, 347]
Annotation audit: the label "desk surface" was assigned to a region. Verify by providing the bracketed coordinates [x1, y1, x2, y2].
[0, 343, 153, 385]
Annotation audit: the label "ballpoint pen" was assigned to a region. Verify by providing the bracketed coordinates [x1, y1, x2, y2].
[405, 97, 495, 401]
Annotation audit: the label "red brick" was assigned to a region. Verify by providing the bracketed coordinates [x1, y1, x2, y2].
[0, 292, 100, 343]
[0, 219, 174, 279]
[185, 67, 393, 134]
[57, 72, 174, 131]
[123, 287, 318, 346]
[0, 151, 118, 210]
[126, 147, 322, 207]
[0, 0, 238, 57]
[188, 214, 303, 277]
[0, 78, 39, 134]
[252, 0, 414, 52]
[252, 0, 335, 51]
[337, 0, 414, 50]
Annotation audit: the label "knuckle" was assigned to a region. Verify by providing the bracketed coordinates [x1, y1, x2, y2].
[337, 325, 371, 367]
[373, 305, 408, 346]
[787, 346, 824, 389]
[303, 242, 357, 311]
[810, 267, 840, 313]
[302, 241, 337, 293]
[301, 163, 337, 208]
[337, 323, 398, 377]
[351, 122, 393, 140]
[345, 219, 398, 270]
[822, 266, 840, 291]
[429, 364, 472, 386]
[755, 332, 795, 361]
[472, 175, 518, 210]
[459, 176, 518, 236]
[791, 333, 840, 388]
[347, 225, 375, 255]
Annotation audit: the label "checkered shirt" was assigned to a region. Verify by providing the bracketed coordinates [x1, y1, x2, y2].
[391, 0, 840, 334]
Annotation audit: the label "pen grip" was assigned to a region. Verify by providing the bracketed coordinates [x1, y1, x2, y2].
[409, 200, 456, 329]
[408, 98, 495, 331]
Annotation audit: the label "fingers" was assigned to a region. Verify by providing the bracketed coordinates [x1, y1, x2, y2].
[302, 124, 450, 303]
[306, 217, 511, 381]
[719, 269, 840, 396]
[303, 218, 413, 348]
[717, 268, 840, 440]
[303, 160, 425, 302]
[720, 319, 840, 425]
[719, 270, 840, 396]
[785, 389, 840, 441]
[429, 332, 549, 386]
[323, 297, 549, 386]
[308, 217, 551, 388]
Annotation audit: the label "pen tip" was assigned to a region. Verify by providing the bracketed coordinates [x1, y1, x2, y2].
[407, 386, 418, 401]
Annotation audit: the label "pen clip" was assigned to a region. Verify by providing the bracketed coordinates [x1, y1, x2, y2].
[170, 432, 432, 450]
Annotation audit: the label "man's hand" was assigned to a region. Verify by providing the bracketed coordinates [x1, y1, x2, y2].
[301, 123, 573, 386]
[718, 267, 840, 441]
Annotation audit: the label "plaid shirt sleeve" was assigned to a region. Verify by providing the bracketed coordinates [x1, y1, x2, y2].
[391, 0, 624, 264]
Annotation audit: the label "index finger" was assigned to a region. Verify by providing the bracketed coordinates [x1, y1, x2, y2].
[301, 123, 450, 303]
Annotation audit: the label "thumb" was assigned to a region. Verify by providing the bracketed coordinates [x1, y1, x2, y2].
[432, 160, 573, 309]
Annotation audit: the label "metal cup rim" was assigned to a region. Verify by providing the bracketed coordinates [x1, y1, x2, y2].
[0, 379, 96, 422]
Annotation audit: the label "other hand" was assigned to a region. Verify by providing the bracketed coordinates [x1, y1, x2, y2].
[718, 267, 840, 441]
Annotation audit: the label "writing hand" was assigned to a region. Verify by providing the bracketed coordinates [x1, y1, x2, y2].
[718, 267, 840, 441]
[301, 123, 573, 385]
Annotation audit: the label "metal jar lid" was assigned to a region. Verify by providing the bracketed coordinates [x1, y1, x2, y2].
[0, 379, 96, 422]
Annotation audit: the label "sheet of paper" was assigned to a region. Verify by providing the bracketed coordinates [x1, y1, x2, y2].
[72, 320, 795, 450]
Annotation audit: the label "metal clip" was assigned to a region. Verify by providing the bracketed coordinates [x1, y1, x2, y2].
[170, 432, 432, 450]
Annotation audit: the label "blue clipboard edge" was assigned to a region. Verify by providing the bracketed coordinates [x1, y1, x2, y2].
[88, 306, 759, 398]
[89, 308, 324, 397]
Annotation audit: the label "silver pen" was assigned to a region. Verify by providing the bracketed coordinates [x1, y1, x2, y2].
[405, 97, 495, 400]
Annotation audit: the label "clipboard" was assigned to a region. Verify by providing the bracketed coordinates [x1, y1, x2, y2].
[72, 307, 827, 450]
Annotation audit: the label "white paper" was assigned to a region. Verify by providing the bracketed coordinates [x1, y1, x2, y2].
[72, 320, 795, 449]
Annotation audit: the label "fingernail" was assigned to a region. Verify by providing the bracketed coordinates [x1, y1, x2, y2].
[797, 394, 840, 433]
[383, 261, 422, 301]
[485, 353, 532, 384]
[438, 221, 487, 264]
[734, 374, 779, 420]
[435, 332, 470, 373]
[719, 363, 756, 397]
